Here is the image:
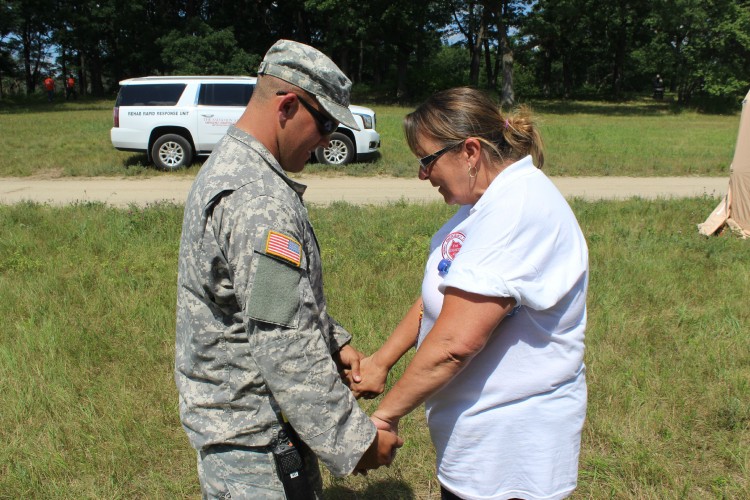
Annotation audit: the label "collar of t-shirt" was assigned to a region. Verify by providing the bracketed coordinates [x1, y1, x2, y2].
[470, 155, 535, 215]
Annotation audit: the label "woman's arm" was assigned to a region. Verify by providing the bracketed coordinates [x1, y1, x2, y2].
[371, 287, 515, 429]
[348, 297, 424, 398]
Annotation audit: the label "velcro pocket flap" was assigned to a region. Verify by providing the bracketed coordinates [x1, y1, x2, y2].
[247, 252, 301, 328]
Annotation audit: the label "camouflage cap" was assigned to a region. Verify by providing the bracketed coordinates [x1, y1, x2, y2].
[258, 39, 360, 131]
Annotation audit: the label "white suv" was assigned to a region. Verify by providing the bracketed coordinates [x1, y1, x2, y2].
[111, 76, 380, 171]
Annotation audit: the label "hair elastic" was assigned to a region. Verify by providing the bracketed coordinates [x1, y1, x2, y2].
[504, 119, 509, 129]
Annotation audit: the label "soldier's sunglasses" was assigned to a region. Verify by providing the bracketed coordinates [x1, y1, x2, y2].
[276, 91, 338, 135]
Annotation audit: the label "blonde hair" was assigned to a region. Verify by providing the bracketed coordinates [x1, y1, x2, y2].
[404, 87, 545, 169]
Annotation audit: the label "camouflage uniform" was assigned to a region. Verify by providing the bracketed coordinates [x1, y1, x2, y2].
[175, 40, 375, 499]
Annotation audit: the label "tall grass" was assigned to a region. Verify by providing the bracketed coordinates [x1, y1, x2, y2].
[0, 97, 740, 178]
[1, 198, 747, 498]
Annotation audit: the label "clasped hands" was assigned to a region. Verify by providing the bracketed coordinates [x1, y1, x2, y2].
[334, 345, 400, 474]
[334, 345, 389, 399]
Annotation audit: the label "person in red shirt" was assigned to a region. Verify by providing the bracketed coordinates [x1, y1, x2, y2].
[44, 76, 55, 101]
[65, 75, 77, 100]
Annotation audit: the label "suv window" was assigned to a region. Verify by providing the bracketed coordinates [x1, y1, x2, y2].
[198, 83, 254, 107]
[116, 83, 186, 106]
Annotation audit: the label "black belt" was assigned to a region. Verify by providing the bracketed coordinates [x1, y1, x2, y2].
[201, 443, 272, 455]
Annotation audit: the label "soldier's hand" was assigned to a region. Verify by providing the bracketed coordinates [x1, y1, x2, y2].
[355, 428, 403, 472]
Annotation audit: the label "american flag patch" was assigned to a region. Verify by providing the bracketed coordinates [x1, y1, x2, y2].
[265, 231, 302, 266]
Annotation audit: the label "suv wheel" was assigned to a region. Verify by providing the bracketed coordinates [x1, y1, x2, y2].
[151, 134, 192, 171]
[315, 132, 354, 165]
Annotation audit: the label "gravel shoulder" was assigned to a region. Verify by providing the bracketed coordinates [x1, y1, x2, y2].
[0, 175, 729, 207]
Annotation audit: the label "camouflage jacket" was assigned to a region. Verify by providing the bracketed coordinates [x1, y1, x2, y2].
[175, 126, 375, 476]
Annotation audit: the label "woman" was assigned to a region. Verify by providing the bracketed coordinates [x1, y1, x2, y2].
[353, 87, 589, 500]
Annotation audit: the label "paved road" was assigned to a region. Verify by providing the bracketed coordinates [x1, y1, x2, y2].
[0, 175, 729, 207]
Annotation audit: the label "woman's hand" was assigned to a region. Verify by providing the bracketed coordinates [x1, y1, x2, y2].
[334, 344, 364, 386]
[350, 355, 390, 399]
[371, 412, 399, 435]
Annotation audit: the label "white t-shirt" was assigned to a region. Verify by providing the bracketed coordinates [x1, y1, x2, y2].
[418, 156, 589, 500]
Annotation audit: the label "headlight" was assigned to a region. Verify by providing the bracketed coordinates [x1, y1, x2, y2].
[355, 113, 373, 129]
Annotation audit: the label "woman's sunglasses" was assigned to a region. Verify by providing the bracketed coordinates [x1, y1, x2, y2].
[418, 142, 463, 179]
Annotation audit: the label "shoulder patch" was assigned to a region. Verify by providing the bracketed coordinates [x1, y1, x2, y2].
[441, 231, 466, 260]
[265, 230, 302, 266]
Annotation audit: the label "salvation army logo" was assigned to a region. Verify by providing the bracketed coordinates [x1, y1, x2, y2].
[441, 231, 465, 260]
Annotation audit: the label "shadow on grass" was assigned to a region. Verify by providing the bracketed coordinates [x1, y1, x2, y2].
[121, 153, 206, 175]
[283, 152, 384, 177]
[0, 96, 115, 114]
[325, 479, 415, 499]
[123, 153, 150, 168]
[119, 149, 369, 175]
[525, 94, 742, 116]
[525, 98, 680, 116]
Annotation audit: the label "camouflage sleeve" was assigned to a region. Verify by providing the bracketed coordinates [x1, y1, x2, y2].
[223, 194, 376, 476]
[250, 321, 376, 476]
[326, 316, 352, 354]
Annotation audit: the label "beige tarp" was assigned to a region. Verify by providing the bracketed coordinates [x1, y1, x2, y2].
[699, 89, 750, 237]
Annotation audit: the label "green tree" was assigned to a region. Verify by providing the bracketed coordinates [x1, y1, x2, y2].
[644, 0, 750, 103]
[522, 0, 594, 97]
[304, 0, 369, 79]
[589, 0, 651, 96]
[56, 0, 113, 96]
[3, 0, 747, 103]
[357, 0, 449, 99]
[157, 20, 259, 75]
[205, 0, 314, 55]
[0, 0, 20, 96]
[4, 0, 57, 94]
[449, 0, 531, 104]
[523, 0, 654, 98]
[53, 0, 199, 95]
[450, 0, 485, 87]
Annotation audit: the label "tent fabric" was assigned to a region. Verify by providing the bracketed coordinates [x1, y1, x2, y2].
[727, 170, 750, 237]
[698, 89, 750, 237]
[698, 194, 730, 236]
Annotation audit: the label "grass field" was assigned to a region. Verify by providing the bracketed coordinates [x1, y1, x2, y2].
[1, 93, 747, 497]
[1, 198, 748, 498]
[0, 96, 740, 178]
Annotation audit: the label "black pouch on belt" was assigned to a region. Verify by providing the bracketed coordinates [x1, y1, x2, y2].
[272, 428, 314, 500]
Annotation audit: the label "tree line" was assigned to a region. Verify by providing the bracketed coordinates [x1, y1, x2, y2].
[1, 0, 748, 105]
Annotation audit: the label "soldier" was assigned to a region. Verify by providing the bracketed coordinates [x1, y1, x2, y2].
[175, 39, 402, 499]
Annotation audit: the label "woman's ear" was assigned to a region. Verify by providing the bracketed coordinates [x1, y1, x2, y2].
[464, 137, 482, 164]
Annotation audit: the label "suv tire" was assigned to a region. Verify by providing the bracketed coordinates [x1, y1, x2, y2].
[152, 134, 192, 171]
[315, 132, 354, 165]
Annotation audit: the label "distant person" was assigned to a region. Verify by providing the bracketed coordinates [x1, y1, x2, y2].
[43, 76, 55, 102]
[175, 39, 402, 499]
[653, 74, 665, 100]
[351, 87, 590, 499]
[65, 75, 77, 100]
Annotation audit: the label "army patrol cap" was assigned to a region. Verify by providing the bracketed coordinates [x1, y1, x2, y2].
[258, 39, 360, 131]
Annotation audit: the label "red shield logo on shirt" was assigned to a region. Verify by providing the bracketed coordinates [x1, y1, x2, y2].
[441, 232, 466, 260]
